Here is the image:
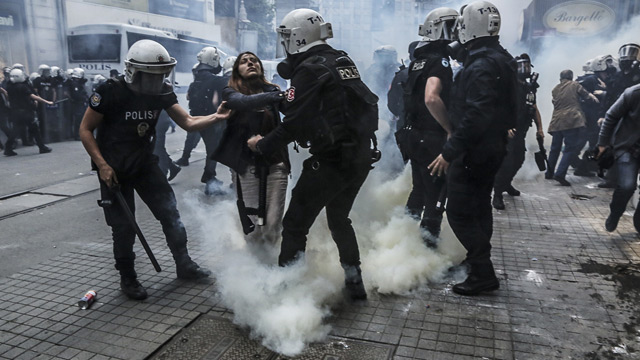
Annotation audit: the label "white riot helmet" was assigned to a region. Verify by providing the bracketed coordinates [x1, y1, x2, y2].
[11, 63, 25, 71]
[582, 59, 593, 74]
[276, 8, 333, 56]
[29, 72, 40, 82]
[72, 67, 85, 79]
[38, 64, 51, 78]
[9, 68, 26, 83]
[93, 74, 106, 84]
[456, 1, 501, 44]
[590, 54, 615, 72]
[419, 7, 459, 42]
[222, 56, 236, 76]
[124, 39, 177, 95]
[196, 47, 221, 72]
[50, 66, 61, 77]
[65, 69, 74, 79]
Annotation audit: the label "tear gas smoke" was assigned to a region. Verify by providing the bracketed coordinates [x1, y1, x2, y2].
[181, 121, 465, 355]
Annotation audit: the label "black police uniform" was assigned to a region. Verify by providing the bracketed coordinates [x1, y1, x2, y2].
[606, 68, 640, 110]
[5, 80, 50, 152]
[187, 70, 227, 187]
[256, 45, 377, 293]
[401, 42, 452, 244]
[66, 77, 88, 139]
[493, 72, 539, 197]
[33, 75, 56, 141]
[441, 37, 517, 285]
[387, 64, 408, 130]
[574, 73, 606, 171]
[90, 78, 201, 281]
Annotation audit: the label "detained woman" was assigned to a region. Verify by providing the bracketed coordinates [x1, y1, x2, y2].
[213, 52, 290, 248]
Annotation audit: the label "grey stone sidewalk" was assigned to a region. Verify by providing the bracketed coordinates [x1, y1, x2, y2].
[1, 173, 640, 359]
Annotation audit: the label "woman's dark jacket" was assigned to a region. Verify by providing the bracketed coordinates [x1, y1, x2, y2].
[212, 84, 290, 174]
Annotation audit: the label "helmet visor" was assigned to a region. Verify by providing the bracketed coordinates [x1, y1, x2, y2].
[619, 45, 640, 61]
[276, 27, 292, 57]
[517, 60, 531, 75]
[128, 70, 175, 95]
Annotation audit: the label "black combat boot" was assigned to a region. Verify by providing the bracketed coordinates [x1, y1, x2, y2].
[492, 193, 505, 210]
[120, 276, 148, 300]
[342, 264, 367, 301]
[175, 254, 212, 280]
[167, 161, 181, 181]
[452, 274, 500, 296]
[175, 156, 189, 166]
[505, 184, 521, 196]
[452, 263, 499, 296]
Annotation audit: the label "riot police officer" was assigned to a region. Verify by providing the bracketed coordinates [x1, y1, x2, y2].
[429, 1, 517, 296]
[178, 47, 228, 195]
[492, 53, 544, 210]
[247, 9, 379, 301]
[605, 44, 640, 113]
[388, 41, 419, 134]
[5, 69, 53, 155]
[33, 64, 57, 141]
[400, 8, 457, 247]
[65, 67, 89, 140]
[79, 40, 230, 300]
[573, 54, 614, 176]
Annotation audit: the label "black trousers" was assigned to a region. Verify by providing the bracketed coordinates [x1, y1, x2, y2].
[99, 162, 188, 277]
[279, 156, 370, 267]
[8, 109, 46, 150]
[494, 127, 527, 193]
[446, 151, 504, 278]
[200, 121, 226, 182]
[69, 102, 86, 140]
[0, 112, 14, 149]
[406, 130, 447, 236]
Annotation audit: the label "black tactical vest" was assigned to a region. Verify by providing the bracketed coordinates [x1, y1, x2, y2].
[294, 48, 379, 154]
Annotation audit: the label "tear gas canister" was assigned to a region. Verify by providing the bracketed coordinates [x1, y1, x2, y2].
[78, 290, 97, 309]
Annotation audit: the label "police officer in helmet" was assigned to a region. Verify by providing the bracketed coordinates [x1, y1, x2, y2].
[247, 9, 379, 301]
[187, 47, 228, 195]
[79, 40, 230, 300]
[492, 53, 544, 210]
[401, 7, 457, 248]
[5, 68, 53, 156]
[429, 1, 517, 296]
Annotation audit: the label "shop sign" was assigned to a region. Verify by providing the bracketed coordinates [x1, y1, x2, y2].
[0, 14, 15, 28]
[543, 1, 615, 36]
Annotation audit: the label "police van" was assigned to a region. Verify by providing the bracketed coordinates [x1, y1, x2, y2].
[66, 23, 233, 98]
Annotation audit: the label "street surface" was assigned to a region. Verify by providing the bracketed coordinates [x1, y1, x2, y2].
[1, 130, 640, 359]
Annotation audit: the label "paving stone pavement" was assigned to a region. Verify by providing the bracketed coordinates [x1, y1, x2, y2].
[1, 173, 640, 359]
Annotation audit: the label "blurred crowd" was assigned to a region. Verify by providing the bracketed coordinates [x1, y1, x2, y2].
[0, 63, 117, 156]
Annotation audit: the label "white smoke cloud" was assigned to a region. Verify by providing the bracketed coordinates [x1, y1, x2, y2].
[180, 126, 466, 355]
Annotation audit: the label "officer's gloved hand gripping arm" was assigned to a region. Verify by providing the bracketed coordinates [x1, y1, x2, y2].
[166, 101, 231, 132]
[222, 87, 285, 111]
[249, 67, 321, 155]
[79, 108, 118, 188]
[429, 63, 498, 176]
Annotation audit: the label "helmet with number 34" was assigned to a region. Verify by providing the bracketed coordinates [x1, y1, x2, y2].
[276, 8, 333, 57]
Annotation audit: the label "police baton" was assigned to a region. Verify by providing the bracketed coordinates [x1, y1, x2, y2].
[99, 185, 162, 272]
